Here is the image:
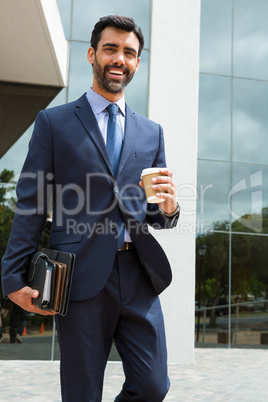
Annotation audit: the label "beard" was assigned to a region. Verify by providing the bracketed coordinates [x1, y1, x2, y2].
[93, 56, 135, 94]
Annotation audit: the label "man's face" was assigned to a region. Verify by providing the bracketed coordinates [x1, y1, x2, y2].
[88, 26, 140, 100]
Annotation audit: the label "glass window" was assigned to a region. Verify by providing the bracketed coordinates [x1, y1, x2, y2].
[0, 312, 60, 360]
[233, 0, 268, 80]
[198, 74, 231, 161]
[56, 0, 72, 40]
[230, 164, 268, 234]
[231, 233, 268, 347]
[196, 160, 231, 232]
[232, 79, 268, 165]
[72, 0, 151, 49]
[199, 0, 232, 75]
[195, 233, 230, 346]
[68, 41, 93, 102]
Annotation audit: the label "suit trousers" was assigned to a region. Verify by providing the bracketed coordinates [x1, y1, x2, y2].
[56, 248, 170, 402]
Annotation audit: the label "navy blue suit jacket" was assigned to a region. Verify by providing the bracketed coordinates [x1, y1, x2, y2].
[1, 94, 179, 300]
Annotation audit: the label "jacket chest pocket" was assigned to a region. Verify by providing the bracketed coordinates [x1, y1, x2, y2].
[134, 151, 154, 160]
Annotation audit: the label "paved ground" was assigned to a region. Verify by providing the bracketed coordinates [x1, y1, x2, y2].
[1, 348, 268, 401]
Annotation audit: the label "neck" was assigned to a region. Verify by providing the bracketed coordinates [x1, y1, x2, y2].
[91, 84, 124, 103]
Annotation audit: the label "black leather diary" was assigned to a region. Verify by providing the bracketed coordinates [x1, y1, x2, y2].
[27, 248, 75, 316]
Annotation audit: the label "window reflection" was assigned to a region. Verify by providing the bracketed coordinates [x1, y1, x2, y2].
[231, 165, 268, 234]
[199, 0, 232, 75]
[68, 41, 93, 102]
[72, 0, 151, 49]
[0, 307, 60, 359]
[56, 0, 72, 39]
[233, 79, 268, 165]
[195, 232, 268, 348]
[198, 74, 231, 161]
[197, 0, 268, 349]
[196, 160, 231, 232]
[234, 0, 268, 80]
[231, 234, 268, 346]
[195, 233, 229, 346]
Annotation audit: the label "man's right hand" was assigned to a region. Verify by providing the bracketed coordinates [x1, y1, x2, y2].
[8, 286, 56, 316]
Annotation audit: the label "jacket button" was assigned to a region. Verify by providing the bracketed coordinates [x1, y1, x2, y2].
[114, 185, 119, 193]
[109, 222, 117, 230]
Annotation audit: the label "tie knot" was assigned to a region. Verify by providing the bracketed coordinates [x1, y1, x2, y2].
[108, 103, 119, 117]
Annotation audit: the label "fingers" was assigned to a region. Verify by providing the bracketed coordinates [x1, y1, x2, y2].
[26, 287, 39, 299]
[139, 167, 177, 214]
[159, 167, 173, 179]
[151, 169, 176, 197]
[31, 307, 57, 316]
[139, 180, 144, 189]
[152, 168, 177, 213]
[140, 168, 174, 191]
[8, 287, 56, 316]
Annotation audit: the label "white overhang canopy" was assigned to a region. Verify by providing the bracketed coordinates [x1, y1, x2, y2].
[0, 0, 68, 157]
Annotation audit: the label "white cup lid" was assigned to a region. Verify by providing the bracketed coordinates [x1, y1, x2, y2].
[141, 167, 162, 177]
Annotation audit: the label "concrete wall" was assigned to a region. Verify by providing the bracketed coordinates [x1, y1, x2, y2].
[148, 0, 201, 364]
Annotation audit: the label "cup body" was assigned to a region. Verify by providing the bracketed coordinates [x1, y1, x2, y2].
[141, 167, 166, 203]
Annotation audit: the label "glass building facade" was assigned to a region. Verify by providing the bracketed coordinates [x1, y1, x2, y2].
[196, 0, 268, 347]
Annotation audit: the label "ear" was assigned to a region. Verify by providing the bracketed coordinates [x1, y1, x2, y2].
[87, 47, 95, 65]
[135, 57, 141, 73]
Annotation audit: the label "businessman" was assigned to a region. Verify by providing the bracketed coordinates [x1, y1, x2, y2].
[2, 15, 180, 401]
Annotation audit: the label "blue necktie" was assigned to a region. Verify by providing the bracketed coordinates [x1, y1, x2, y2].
[107, 103, 124, 249]
[107, 104, 123, 176]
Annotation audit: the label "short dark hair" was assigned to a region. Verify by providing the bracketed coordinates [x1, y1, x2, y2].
[91, 15, 144, 58]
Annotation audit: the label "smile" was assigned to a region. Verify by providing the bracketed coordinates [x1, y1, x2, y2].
[107, 69, 125, 76]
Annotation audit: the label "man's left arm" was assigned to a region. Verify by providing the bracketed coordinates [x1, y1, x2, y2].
[139, 123, 180, 229]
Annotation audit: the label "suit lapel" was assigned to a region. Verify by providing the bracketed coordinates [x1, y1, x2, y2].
[74, 94, 113, 175]
[116, 104, 138, 178]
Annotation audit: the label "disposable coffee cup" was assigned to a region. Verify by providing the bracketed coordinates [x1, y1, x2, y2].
[141, 167, 166, 203]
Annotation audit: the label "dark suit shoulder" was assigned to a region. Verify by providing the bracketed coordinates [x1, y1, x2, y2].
[126, 104, 162, 131]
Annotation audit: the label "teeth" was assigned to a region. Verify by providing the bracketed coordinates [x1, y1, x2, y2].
[109, 69, 123, 75]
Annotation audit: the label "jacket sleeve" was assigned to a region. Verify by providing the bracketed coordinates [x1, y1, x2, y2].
[1, 110, 53, 296]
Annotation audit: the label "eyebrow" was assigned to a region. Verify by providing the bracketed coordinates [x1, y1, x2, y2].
[102, 43, 137, 55]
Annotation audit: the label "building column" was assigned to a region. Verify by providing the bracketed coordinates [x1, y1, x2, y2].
[148, 0, 201, 364]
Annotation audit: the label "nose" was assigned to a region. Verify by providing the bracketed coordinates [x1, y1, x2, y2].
[113, 52, 125, 66]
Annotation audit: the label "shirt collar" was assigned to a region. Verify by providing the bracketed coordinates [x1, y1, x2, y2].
[86, 88, 125, 116]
